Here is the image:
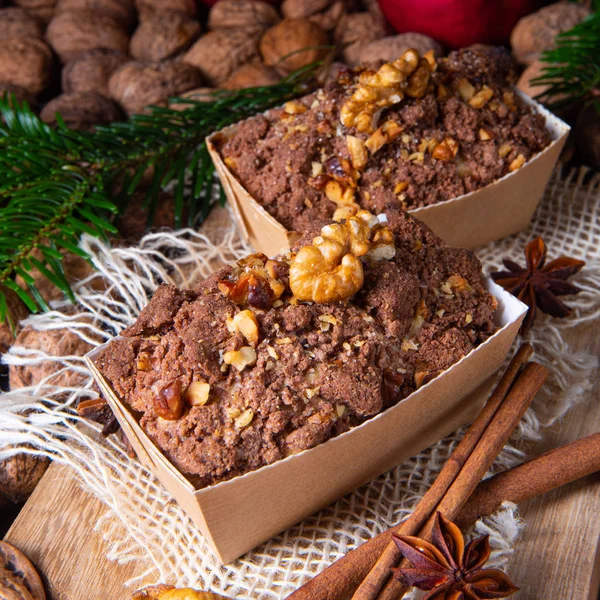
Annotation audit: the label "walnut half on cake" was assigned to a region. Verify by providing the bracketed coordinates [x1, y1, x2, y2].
[94, 209, 498, 488]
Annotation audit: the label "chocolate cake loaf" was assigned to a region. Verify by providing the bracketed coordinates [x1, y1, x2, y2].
[95, 209, 498, 488]
[216, 45, 552, 233]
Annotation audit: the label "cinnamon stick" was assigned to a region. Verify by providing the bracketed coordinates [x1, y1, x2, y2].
[376, 361, 548, 600]
[455, 432, 600, 528]
[287, 431, 600, 600]
[287, 344, 534, 600]
[349, 344, 534, 600]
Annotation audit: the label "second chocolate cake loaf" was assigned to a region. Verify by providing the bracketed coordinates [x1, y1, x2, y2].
[216, 45, 551, 233]
[95, 209, 498, 488]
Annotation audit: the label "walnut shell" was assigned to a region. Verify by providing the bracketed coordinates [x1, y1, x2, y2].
[208, 0, 280, 31]
[184, 28, 262, 86]
[0, 7, 44, 40]
[260, 18, 329, 75]
[222, 62, 279, 90]
[46, 9, 129, 63]
[61, 48, 128, 96]
[109, 60, 203, 115]
[0, 37, 52, 93]
[13, 0, 56, 23]
[511, 2, 590, 65]
[117, 190, 177, 241]
[41, 91, 123, 130]
[307, 0, 345, 32]
[0, 541, 46, 600]
[135, 0, 197, 21]
[0, 81, 36, 105]
[55, 0, 136, 29]
[130, 11, 201, 62]
[9, 319, 97, 389]
[334, 12, 386, 65]
[0, 454, 50, 504]
[356, 33, 443, 66]
[0, 286, 29, 356]
[281, 0, 331, 19]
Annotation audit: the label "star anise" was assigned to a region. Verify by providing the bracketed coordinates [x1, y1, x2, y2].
[490, 236, 585, 333]
[391, 512, 519, 600]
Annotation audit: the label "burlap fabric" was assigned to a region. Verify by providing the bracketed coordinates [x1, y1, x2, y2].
[1, 167, 599, 598]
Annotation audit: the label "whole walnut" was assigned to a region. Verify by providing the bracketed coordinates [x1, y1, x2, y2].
[260, 18, 329, 75]
[0, 37, 52, 94]
[41, 91, 123, 130]
[0, 7, 44, 40]
[135, 0, 197, 21]
[13, 0, 56, 23]
[334, 12, 387, 65]
[511, 2, 590, 65]
[184, 28, 262, 86]
[46, 9, 129, 63]
[130, 11, 201, 62]
[208, 0, 280, 31]
[0, 287, 28, 357]
[222, 62, 280, 90]
[109, 60, 203, 115]
[281, 0, 331, 19]
[55, 0, 136, 29]
[0, 453, 50, 503]
[308, 0, 345, 32]
[0, 81, 36, 105]
[61, 48, 129, 96]
[357, 33, 443, 66]
[9, 319, 98, 389]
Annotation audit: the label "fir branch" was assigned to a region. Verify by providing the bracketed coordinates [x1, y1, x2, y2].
[532, 10, 600, 111]
[0, 63, 322, 323]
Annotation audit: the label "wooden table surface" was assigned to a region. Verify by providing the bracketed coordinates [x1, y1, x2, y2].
[3, 218, 600, 600]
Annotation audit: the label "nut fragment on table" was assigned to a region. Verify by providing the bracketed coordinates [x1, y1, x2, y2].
[133, 584, 232, 600]
[290, 210, 395, 302]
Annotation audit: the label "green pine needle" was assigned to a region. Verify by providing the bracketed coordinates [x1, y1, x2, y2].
[0, 63, 322, 324]
[532, 10, 600, 112]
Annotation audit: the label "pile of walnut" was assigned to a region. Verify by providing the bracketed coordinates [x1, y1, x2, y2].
[0, 0, 445, 130]
[0, 540, 46, 600]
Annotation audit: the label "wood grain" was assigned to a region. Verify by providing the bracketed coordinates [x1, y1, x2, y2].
[5, 462, 151, 600]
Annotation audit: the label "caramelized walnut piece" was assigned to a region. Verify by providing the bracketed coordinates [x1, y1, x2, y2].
[365, 119, 403, 154]
[340, 48, 434, 133]
[154, 380, 184, 420]
[218, 253, 288, 309]
[290, 210, 395, 303]
[432, 137, 459, 161]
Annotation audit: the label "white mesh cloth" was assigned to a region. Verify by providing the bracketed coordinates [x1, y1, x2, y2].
[1, 167, 599, 599]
